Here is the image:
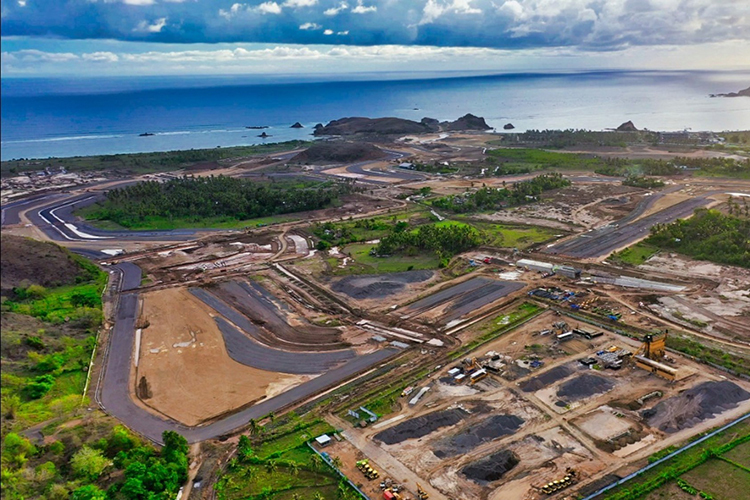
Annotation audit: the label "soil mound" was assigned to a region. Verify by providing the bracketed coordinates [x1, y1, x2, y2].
[291, 141, 387, 163]
[331, 270, 433, 299]
[642, 381, 750, 433]
[433, 414, 524, 458]
[1, 235, 93, 298]
[374, 408, 467, 445]
[462, 450, 520, 483]
[520, 365, 573, 392]
[556, 373, 614, 401]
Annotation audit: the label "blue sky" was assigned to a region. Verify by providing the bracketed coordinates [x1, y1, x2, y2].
[2, 0, 749, 77]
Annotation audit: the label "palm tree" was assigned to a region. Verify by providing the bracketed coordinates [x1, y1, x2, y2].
[291, 494, 301, 500]
[289, 462, 300, 476]
[310, 454, 322, 473]
[313, 493, 325, 500]
[265, 460, 278, 473]
[331, 456, 343, 471]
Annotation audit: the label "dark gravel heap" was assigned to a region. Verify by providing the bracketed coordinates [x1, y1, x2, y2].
[556, 373, 615, 401]
[433, 414, 524, 458]
[462, 450, 520, 483]
[374, 408, 467, 445]
[520, 365, 574, 392]
[331, 270, 433, 299]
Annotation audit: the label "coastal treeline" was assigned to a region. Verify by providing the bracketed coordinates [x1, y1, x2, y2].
[646, 209, 750, 268]
[432, 173, 571, 213]
[93, 176, 357, 227]
[373, 223, 483, 261]
[596, 156, 750, 179]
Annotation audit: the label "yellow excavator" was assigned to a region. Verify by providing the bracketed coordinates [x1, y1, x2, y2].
[416, 483, 429, 500]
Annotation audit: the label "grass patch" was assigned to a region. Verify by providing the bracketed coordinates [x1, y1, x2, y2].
[611, 242, 660, 266]
[486, 147, 604, 170]
[666, 335, 750, 377]
[453, 301, 543, 357]
[80, 210, 297, 231]
[464, 220, 559, 249]
[334, 243, 440, 275]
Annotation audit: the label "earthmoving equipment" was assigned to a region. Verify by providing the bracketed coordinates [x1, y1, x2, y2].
[469, 368, 488, 384]
[541, 468, 577, 495]
[417, 483, 429, 499]
[401, 386, 414, 397]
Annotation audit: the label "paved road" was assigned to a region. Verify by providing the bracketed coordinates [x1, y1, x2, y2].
[99, 263, 398, 443]
[25, 193, 202, 243]
[544, 191, 725, 258]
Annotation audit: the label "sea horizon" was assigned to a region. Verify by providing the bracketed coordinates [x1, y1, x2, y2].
[2, 69, 749, 161]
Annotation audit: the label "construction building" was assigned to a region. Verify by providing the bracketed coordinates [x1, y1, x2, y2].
[634, 331, 676, 381]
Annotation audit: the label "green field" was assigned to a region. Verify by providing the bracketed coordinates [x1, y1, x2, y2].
[602, 419, 750, 500]
[485, 147, 603, 170]
[611, 242, 660, 266]
[334, 243, 441, 275]
[680, 456, 750, 500]
[216, 416, 364, 500]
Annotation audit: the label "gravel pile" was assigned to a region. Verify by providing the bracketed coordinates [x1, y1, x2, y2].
[433, 414, 524, 458]
[556, 373, 615, 402]
[642, 381, 750, 433]
[520, 365, 574, 392]
[374, 408, 466, 445]
[462, 450, 520, 483]
[331, 270, 433, 299]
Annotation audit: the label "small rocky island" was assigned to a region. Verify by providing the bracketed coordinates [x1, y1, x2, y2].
[313, 113, 491, 136]
[710, 86, 750, 98]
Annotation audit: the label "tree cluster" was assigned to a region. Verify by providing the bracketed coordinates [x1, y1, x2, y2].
[1, 428, 189, 500]
[373, 223, 483, 261]
[647, 209, 750, 268]
[431, 173, 571, 213]
[94, 176, 357, 227]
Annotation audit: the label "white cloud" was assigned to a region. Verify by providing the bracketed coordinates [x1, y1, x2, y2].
[323, 29, 334, 35]
[121, 0, 155, 5]
[17, 0, 27, 6]
[299, 22, 322, 30]
[134, 17, 167, 33]
[5, 49, 79, 62]
[256, 1, 282, 14]
[219, 3, 246, 19]
[283, 0, 317, 7]
[82, 51, 119, 62]
[323, 1, 348, 15]
[351, 0, 376, 14]
[421, 0, 481, 24]
[337, 30, 349, 35]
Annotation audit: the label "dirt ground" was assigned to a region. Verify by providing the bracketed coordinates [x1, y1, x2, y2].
[136, 287, 307, 426]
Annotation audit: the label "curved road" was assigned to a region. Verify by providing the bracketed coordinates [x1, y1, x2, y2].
[102, 263, 398, 444]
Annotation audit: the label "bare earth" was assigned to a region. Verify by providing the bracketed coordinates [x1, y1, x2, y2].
[137, 287, 307, 426]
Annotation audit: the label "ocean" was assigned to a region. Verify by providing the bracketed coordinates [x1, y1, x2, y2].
[2, 70, 749, 161]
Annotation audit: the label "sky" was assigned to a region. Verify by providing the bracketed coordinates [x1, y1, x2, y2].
[2, 0, 750, 77]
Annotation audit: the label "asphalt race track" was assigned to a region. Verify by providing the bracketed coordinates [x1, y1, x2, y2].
[100, 263, 399, 444]
[544, 192, 719, 259]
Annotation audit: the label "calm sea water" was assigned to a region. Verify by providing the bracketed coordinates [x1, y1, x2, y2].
[2, 71, 749, 160]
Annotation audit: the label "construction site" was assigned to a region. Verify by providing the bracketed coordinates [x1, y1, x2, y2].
[3, 127, 750, 500]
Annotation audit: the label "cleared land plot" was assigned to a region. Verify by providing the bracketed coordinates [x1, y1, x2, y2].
[576, 408, 633, 441]
[213, 317, 355, 374]
[433, 414, 525, 458]
[462, 450, 520, 484]
[138, 287, 302, 426]
[401, 277, 525, 324]
[681, 458, 750, 500]
[642, 381, 750, 433]
[330, 270, 433, 299]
